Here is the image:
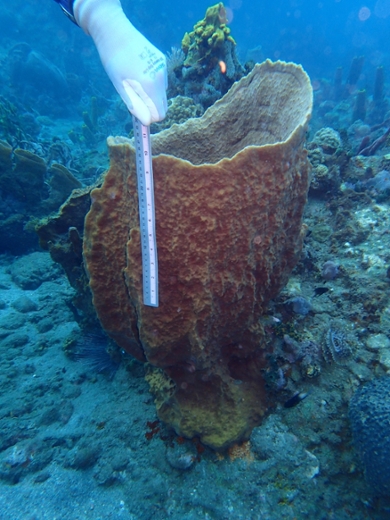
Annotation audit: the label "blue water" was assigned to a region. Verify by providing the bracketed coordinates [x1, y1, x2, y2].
[3, 1, 390, 107]
[1, 1, 390, 519]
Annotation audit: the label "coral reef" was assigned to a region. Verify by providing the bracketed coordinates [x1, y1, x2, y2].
[365, 169, 390, 200]
[0, 140, 81, 254]
[69, 331, 122, 378]
[282, 335, 323, 379]
[358, 128, 390, 157]
[352, 89, 366, 123]
[323, 323, 354, 364]
[151, 96, 203, 133]
[307, 128, 345, 195]
[177, 3, 245, 110]
[349, 376, 390, 496]
[2, 3, 390, 515]
[314, 59, 390, 134]
[145, 366, 176, 411]
[0, 97, 25, 143]
[35, 185, 96, 324]
[82, 60, 313, 448]
[8, 42, 69, 114]
[181, 2, 235, 70]
[313, 127, 342, 153]
[166, 47, 186, 99]
[285, 296, 312, 316]
[321, 260, 339, 280]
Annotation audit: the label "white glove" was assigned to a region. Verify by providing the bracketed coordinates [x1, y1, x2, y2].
[74, 0, 167, 126]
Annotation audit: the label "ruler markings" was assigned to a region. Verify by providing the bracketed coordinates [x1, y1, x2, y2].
[132, 116, 159, 307]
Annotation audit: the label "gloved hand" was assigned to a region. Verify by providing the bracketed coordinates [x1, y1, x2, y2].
[74, 0, 167, 126]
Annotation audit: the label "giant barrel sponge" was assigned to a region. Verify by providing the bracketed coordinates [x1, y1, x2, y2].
[83, 60, 313, 448]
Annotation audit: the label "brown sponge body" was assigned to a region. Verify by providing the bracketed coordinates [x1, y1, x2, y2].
[83, 60, 313, 448]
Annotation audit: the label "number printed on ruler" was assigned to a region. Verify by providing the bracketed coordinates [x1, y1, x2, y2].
[133, 116, 159, 307]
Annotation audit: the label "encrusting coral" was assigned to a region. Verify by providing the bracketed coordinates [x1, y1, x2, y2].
[178, 3, 245, 110]
[181, 2, 235, 70]
[82, 60, 313, 449]
[151, 96, 203, 133]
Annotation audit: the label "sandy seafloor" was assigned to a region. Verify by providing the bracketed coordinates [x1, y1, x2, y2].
[1, 190, 390, 520]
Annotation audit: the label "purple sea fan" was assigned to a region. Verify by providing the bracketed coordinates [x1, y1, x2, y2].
[321, 260, 339, 281]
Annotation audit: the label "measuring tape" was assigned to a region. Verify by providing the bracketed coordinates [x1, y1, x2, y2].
[132, 116, 159, 307]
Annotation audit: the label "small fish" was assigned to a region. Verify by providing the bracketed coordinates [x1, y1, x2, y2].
[284, 391, 309, 408]
[313, 287, 329, 297]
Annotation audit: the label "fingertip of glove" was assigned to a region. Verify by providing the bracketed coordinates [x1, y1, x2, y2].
[122, 79, 153, 125]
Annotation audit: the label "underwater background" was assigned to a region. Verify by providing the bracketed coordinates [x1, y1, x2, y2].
[1, 0, 390, 518]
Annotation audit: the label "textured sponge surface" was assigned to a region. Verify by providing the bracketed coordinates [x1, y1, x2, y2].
[349, 376, 390, 495]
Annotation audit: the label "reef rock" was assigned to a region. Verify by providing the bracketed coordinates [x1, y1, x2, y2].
[83, 60, 313, 448]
